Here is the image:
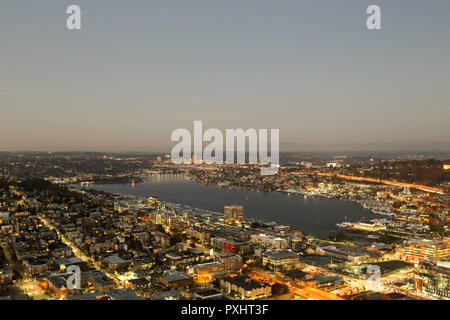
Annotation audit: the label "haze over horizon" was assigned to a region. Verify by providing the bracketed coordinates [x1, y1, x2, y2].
[1, 1, 449, 153]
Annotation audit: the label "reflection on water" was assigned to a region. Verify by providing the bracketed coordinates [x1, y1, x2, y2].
[146, 173, 187, 183]
[93, 174, 378, 238]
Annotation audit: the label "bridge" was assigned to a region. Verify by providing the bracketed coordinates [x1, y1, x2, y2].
[290, 171, 446, 194]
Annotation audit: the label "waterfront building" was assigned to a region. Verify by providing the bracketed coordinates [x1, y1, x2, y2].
[224, 205, 243, 226]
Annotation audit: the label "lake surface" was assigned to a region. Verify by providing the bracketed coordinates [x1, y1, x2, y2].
[92, 174, 379, 238]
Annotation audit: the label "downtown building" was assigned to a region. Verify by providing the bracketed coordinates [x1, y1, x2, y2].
[317, 244, 371, 263]
[414, 260, 450, 299]
[193, 253, 243, 280]
[400, 238, 450, 264]
[224, 205, 243, 226]
[262, 249, 299, 271]
[250, 233, 291, 250]
[212, 237, 254, 256]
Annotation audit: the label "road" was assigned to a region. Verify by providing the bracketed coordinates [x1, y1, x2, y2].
[38, 214, 124, 289]
[290, 171, 445, 194]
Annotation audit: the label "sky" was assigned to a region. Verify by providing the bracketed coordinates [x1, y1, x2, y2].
[0, 0, 449, 152]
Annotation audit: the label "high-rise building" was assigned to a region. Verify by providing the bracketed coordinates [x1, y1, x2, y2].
[224, 205, 243, 226]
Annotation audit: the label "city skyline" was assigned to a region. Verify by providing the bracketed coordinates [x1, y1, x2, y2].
[1, 1, 450, 152]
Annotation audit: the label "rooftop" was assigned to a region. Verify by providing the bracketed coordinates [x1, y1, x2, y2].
[160, 269, 192, 283]
[263, 249, 299, 260]
[221, 275, 271, 291]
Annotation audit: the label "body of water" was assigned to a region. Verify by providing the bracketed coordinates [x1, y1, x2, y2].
[92, 174, 379, 238]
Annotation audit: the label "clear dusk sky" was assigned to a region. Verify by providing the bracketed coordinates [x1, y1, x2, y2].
[1, 0, 449, 152]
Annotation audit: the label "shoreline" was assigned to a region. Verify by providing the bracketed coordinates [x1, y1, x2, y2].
[89, 173, 386, 239]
